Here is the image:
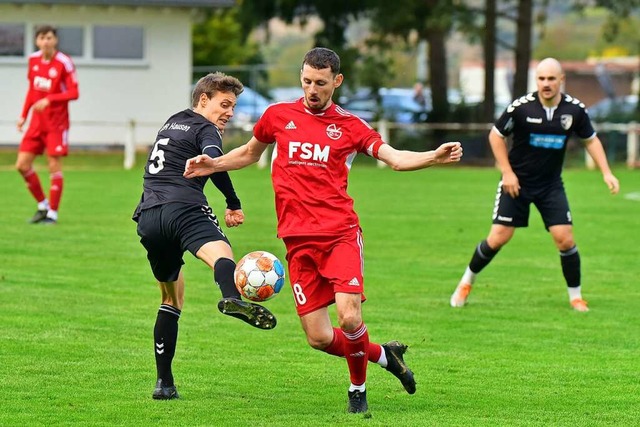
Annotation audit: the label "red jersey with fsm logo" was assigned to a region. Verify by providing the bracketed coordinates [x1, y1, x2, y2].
[21, 50, 79, 132]
[253, 98, 385, 239]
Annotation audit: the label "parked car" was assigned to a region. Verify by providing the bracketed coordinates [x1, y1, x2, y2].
[234, 86, 272, 125]
[588, 95, 638, 122]
[340, 88, 429, 123]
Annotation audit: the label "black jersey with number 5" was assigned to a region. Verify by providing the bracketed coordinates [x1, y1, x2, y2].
[494, 92, 595, 187]
[133, 109, 239, 220]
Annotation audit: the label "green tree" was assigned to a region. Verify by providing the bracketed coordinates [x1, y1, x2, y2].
[236, 0, 371, 96]
[192, 8, 267, 92]
[236, 0, 464, 122]
[595, 0, 640, 111]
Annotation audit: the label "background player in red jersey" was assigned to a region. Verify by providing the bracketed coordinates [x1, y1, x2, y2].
[184, 47, 462, 414]
[16, 25, 79, 224]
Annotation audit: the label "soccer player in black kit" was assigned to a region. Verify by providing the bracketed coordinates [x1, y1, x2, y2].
[133, 72, 276, 400]
[450, 58, 619, 312]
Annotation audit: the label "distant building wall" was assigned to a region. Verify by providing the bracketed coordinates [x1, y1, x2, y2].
[563, 60, 637, 107]
[0, 3, 193, 147]
[459, 59, 638, 108]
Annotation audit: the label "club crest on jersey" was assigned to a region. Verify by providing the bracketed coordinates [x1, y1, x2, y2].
[48, 68, 58, 79]
[561, 114, 573, 130]
[326, 124, 342, 140]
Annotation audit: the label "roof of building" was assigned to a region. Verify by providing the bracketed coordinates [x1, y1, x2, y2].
[1, 0, 234, 7]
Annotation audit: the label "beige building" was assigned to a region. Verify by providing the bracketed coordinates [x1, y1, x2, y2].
[0, 0, 233, 150]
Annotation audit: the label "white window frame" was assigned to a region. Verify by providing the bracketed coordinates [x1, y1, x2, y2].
[0, 22, 149, 68]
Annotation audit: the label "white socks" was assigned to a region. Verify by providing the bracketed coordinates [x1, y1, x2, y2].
[37, 199, 49, 211]
[568, 286, 583, 301]
[461, 266, 477, 286]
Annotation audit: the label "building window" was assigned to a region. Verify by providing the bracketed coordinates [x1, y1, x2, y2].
[57, 26, 84, 57]
[0, 23, 25, 56]
[93, 26, 144, 59]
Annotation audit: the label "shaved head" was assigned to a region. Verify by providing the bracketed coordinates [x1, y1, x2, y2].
[535, 58, 564, 106]
[536, 58, 563, 76]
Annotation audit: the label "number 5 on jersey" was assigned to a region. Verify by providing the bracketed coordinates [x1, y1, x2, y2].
[149, 137, 170, 174]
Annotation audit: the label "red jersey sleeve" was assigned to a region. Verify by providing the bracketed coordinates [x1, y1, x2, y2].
[253, 104, 277, 144]
[47, 54, 79, 103]
[20, 58, 36, 119]
[352, 118, 385, 159]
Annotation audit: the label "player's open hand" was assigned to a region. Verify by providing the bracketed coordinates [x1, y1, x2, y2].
[33, 98, 50, 112]
[184, 154, 215, 178]
[225, 208, 244, 227]
[435, 141, 463, 164]
[16, 117, 26, 133]
[501, 170, 520, 198]
[604, 173, 619, 195]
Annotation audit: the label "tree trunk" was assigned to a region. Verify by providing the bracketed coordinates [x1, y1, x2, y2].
[514, 0, 533, 97]
[483, 0, 497, 122]
[427, 28, 449, 123]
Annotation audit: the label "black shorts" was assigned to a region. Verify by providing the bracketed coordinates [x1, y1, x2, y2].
[136, 202, 230, 282]
[491, 179, 572, 229]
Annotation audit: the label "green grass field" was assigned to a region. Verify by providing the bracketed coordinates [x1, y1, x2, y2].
[1, 151, 638, 426]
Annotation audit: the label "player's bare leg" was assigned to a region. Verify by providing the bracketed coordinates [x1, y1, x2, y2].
[15, 151, 48, 223]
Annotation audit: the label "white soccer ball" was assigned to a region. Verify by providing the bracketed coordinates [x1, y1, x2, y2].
[234, 251, 285, 302]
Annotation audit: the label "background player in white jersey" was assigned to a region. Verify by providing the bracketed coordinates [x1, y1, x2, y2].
[183, 47, 463, 414]
[450, 58, 619, 312]
[16, 25, 79, 224]
[133, 73, 276, 400]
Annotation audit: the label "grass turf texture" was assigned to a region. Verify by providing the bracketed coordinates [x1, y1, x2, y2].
[0, 151, 639, 426]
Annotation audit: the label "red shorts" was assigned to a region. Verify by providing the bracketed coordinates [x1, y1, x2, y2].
[283, 228, 366, 317]
[20, 126, 69, 157]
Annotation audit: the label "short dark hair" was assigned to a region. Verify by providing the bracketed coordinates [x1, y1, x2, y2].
[302, 47, 340, 75]
[35, 25, 57, 38]
[191, 72, 244, 108]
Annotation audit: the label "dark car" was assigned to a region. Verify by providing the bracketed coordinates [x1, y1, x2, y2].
[341, 88, 429, 124]
[588, 95, 638, 122]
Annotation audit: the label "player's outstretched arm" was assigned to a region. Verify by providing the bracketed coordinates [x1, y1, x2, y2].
[377, 141, 462, 171]
[184, 136, 268, 178]
[584, 136, 620, 195]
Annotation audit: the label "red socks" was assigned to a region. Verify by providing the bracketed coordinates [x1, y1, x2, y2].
[21, 169, 46, 203]
[49, 172, 64, 211]
[343, 323, 369, 387]
[324, 327, 383, 363]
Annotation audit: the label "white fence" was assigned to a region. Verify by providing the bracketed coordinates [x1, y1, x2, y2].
[1, 119, 638, 170]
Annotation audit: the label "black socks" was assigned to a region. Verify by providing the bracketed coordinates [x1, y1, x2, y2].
[560, 246, 581, 288]
[154, 304, 181, 386]
[469, 239, 500, 274]
[214, 257, 242, 299]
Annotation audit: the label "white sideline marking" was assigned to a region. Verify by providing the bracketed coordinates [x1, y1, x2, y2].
[623, 192, 640, 201]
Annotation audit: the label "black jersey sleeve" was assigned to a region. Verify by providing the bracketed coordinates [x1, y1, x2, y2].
[574, 108, 596, 140]
[197, 125, 224, 159]
[209, 173, 241, 210]
[197, 124, 241, 210]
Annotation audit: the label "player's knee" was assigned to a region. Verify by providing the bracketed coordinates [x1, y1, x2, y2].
[556, 237, 575, 251]
[337, 312, 362, 332]
[306, 331, 332, 350]
[487, 230, 512, 249]
[15, 161, 30, 175]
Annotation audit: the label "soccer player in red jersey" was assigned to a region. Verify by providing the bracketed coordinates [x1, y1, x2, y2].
[16, 25, 79, 224]
[184, 47, 463, 413]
